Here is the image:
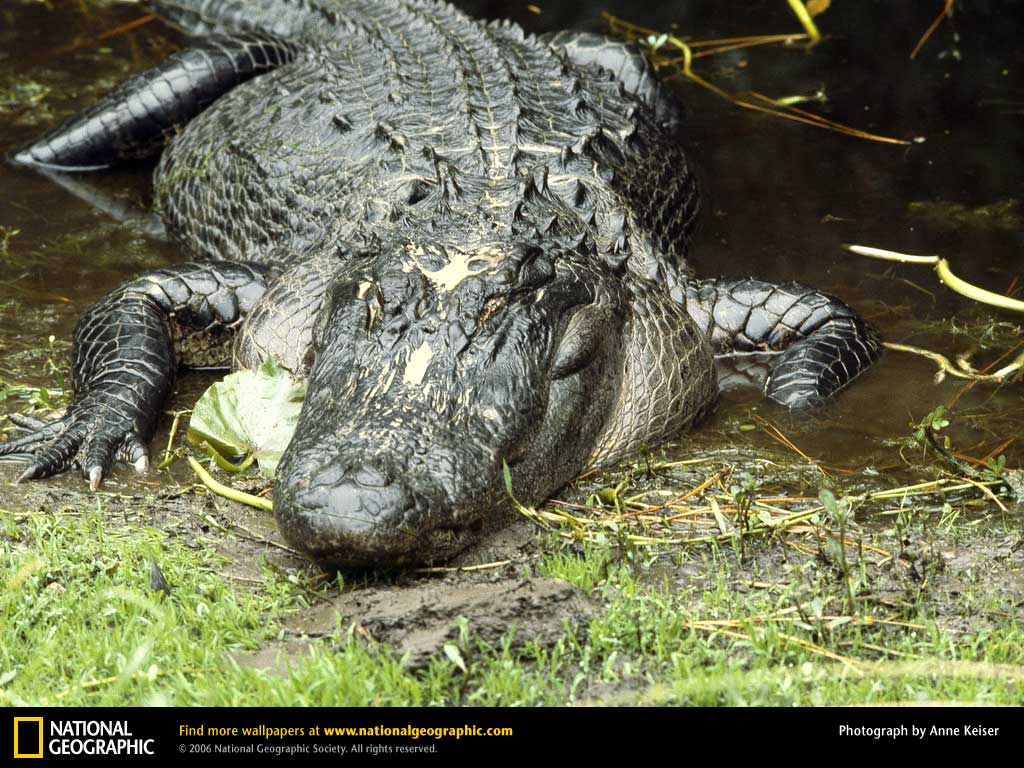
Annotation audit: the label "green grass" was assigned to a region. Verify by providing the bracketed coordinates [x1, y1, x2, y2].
[2, 497, 1021, 706]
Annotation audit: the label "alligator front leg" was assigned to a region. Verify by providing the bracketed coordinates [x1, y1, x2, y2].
[10, 33, 296, 171]
[0, 262, 269, 488]
[541, 31, 681, 130]
[681, 278, 882, 407]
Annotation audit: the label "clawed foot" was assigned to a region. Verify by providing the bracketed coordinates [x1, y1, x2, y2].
[764, 317, 881, 408]
[0, 406, 149, 490]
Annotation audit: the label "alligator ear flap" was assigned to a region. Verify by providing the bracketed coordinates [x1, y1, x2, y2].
[551, 304, 615, 380]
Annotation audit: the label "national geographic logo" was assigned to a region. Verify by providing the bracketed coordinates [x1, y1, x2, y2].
[13, 718, 43, 759]
[13, 717, 155, 758]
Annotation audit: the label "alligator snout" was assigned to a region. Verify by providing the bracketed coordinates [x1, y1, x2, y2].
[274, 459, 458, 568]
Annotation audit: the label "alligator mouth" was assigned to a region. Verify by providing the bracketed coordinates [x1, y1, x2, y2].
[421, 518, 486, 560]
[284, 514, 485, 570]
[272, 462, 488, 569]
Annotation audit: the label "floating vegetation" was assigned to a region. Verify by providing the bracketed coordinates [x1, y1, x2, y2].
[945, 317, 1023, 352]
[846, 244, 1024, 314]
[604, 11, 917, 145]
[883, 342, 1024, 385]
[784, 0, 826, 48]
[908, 199, 1023, 232]
[0, 379, 65, 421]
[0, 226, 20, 259]
[846, 243, 1024, 385]
[0, 79, 51, 115]
[0, 335, 69, 426]
[0, 77, 54, 127]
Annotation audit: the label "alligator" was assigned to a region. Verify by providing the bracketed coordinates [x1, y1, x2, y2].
[1, 0, 880, 568]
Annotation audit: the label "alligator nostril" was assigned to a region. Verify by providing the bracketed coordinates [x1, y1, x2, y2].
[277, 464, 440, 567]
[352, 465, 390, 487]
[290, 462, 416, 532]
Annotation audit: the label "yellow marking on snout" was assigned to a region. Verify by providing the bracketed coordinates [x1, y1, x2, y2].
[404, 341, 434, 386]
[408, 244, 505, 293]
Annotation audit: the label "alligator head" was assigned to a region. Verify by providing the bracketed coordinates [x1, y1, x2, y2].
[265, 236, 695, 568]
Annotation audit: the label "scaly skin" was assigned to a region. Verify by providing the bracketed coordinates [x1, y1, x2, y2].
[2, 0, 881, 567]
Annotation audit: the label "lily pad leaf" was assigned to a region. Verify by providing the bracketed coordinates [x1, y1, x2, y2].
[187, 357, 306, 478]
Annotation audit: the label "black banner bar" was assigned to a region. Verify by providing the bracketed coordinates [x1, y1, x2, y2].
[3, 706, 1018, 761]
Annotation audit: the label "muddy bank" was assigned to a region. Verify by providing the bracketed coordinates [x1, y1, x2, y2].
[3, 459, 1019, 688]
[1, 471, 599, 672]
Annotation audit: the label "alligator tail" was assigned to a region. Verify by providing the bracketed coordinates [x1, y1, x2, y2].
[9, 33, 296, 171]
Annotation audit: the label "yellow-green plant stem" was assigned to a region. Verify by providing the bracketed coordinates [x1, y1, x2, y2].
[187, 456, 272, 511]
[785, 0, 822, 47]
[934, 258, 1024, 312]
[882, 342, 1024, 383]
[202, 442, 257, 474]
[845, 244, 1024, 313]
[156, 409, 190, 470]
[666, 35, 731, 100]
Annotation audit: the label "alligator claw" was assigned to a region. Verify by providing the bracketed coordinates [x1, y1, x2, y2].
[2, 407, 149, 490]
[0, 414, 63, 456]
[120, 436, 150, 473]
[16, 463, 44, 484]
[7, 412, 50, 431]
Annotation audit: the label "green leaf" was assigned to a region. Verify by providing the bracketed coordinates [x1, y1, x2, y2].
[442, 643, 468, 674]
[187, 357, 307, 479]
[502, 460, 513, 496]
[709, 498, 732, 535]
[818, 488, 839, 515]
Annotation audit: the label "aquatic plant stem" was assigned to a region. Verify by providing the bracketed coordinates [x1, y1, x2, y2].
[845, 244, 1024, 313]
[188, 456, 273, 511]
[785, 0, 822, 47]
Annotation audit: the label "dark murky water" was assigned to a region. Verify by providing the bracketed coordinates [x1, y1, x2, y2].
[0, 0, 1020, 499]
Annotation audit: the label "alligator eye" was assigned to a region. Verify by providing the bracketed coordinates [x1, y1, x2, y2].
[551, 304, 614, 380]
[479, 295, 507, 324]
[360, 283, 383, 333]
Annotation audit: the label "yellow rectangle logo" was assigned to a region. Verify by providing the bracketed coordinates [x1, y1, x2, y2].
[13, 717, 44, 759]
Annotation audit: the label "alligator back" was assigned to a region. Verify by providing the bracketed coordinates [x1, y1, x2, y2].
[154, 0, 700, 291]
